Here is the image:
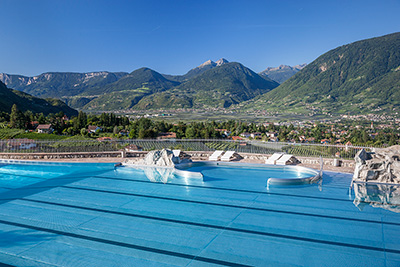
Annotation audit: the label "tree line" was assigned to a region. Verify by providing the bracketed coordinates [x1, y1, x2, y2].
[1, 104, 399, 146]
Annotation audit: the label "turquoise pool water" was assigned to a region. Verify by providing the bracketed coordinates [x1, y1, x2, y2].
[0, 161, 399, 266]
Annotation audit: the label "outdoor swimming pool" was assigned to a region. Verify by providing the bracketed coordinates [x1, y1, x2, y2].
[0, 160, 399, 266]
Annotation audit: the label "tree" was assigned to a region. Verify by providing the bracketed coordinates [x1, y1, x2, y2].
[74, 111, 87, 131]
[389, 134, 397, 146]
[38, 113, 46, 124]
[0, 112, 10, 123]
[9, 104, 19, 128]
[129, 123, 137, 138]
[113, 126, 119, 135]
[9, 104, 25, 129]
[185, 126, 196, 139]
[56, 111, 65, 118]
[80, 128, 87, 136]
[361, 130, 370, 144]
[24, 110, 34, 123]
[138, 128, 146, 139]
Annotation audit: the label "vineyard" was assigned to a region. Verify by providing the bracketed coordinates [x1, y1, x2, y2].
[282, 144, 365, 160]
[205, 142, 238, 151]
[120, 140, 210, 151]
[0, 129, 24, 139]
[0, 138, 374, 160]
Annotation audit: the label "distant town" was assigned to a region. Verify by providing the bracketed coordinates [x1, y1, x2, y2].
[1, 105, 398, 149]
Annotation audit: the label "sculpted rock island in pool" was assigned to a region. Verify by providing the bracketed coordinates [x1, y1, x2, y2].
[125, 149, 179, 166]
[353, 145, 400, 184]
[352, 145, 400, 213]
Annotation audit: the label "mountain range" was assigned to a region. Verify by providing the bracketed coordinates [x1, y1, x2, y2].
[1, 32, 399, 116]
[135, 62, 279, 109]
[0, 58, 280, 111]
[0, 72, 128, 98]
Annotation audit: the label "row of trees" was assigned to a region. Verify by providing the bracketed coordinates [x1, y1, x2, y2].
[7, 104, 67, 132]
[128, 120, 222, 139]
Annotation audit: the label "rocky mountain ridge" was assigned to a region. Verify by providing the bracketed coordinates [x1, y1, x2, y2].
[0, 71, 128, 98]
[259, 64, 307, 83]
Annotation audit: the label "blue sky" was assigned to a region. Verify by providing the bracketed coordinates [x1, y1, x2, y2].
[1, 0, 399, 76]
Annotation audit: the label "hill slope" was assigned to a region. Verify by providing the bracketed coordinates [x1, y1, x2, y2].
[0, 81, 78, 116]
[78, 68, 180, 110]
[250, 32, 400, 114]
[135, 62, 279, 109]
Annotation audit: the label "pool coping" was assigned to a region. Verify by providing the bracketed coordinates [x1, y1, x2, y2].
[1, 158, 323, 184]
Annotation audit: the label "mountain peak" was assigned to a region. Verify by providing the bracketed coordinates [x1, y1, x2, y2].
[259, 63, 307, 84]
[199, 60, 215, 68]
[293, 63, 307, 70]
[262, 64, 306, 72]
[278, 65, 291, 70]
[180, 58, 230, 80]
[198, 58, 229, 68]
[216, 58, 229, 66]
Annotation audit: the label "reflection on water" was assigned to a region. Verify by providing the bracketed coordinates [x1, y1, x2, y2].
[140, 167, 176, 184]
[353, 183, 400, 213]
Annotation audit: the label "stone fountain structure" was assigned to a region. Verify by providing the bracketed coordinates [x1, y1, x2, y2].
[353, 145, 400, 184]
[121, 149, 181, 183]
[124, 148, 180, 167]
[352, 145, 400, 213]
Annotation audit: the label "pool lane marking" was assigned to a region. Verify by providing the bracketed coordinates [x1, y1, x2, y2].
[0, 219, 250, 267]
[91, 175, 400, 208]
[18, 197, 400, 254]
[43, 185, 399, 227]
[4, 180, 398, 227]
[190, 195, 256, 266]
[7, 173, 363, 204]
[9, 173, 357, 204]
[92, 175, 353, 203]
[0, 207, 397, 256]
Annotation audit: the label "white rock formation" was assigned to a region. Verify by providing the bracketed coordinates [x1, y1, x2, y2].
[122, 149, 185, 183]
[352, 145, 400, 212]
[125, 149, 179, 167]
[353, 146, 400, 184]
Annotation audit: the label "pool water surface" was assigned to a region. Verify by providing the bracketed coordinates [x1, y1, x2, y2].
[0, 161, 399, 266]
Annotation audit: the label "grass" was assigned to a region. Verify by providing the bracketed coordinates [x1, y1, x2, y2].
[14, 132, 69, 140]
[0, 129, 24, 139]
